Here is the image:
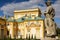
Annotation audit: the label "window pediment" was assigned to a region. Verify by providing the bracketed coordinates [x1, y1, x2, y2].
[26, 23, 40, 27]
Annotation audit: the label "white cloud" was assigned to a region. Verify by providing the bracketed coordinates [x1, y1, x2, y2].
[0, 0, 60, 18]
[52, 0, 60, 18]
[0, 0, 45, 16]
[0, 0, 60, 28]
[57, 24, 60, 28]
[52, 0, 60, 27]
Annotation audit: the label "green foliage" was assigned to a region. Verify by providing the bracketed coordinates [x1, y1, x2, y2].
[56, 27, 60, 38]
[56, 27, 60, 34]
[58, 34, 60, 38]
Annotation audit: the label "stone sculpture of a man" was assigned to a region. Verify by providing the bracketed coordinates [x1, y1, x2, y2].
[44, 0, 55, 19]
[44, 0, 56, 37]
[44, 13, 56, 36]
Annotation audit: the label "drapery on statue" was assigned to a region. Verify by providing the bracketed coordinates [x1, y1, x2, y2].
[44, 0, 57, 37]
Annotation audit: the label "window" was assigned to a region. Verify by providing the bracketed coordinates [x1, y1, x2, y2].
[28, 22, 30, 25]
[1, 24, 4, 28]
[28, 30, 30, 32]
[0, 24, 1, 26]
[25, 14, 27, 17]
[36, 21, 39, 24]
[18, 31, 20, 35]
[22, 18, 24, 20]
[7, 31, 9, 35]
[7, 23, 9, 26]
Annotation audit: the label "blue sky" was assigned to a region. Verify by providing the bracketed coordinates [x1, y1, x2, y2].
[0, 0, 60, 27]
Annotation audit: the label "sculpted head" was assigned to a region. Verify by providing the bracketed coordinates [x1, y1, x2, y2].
[45, 0, 51, 6]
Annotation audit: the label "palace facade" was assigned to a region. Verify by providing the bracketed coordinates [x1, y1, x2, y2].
[6, 8, 45, 39]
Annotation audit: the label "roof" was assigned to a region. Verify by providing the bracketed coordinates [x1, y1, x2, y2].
[7, 16, 43, 22]
[35, 17, 43, 20]
[16, 18, 24, 22]
[7, 17, 15, 22]
[16, 16, 43, 22]
[14, 8, 40, 13]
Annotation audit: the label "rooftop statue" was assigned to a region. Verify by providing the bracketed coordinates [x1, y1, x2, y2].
[44, 0, 57, 37]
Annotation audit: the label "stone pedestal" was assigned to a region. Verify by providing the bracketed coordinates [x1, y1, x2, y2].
[41, 37, 56, 40]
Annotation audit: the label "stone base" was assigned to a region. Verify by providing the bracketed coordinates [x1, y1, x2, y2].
[41, 37, 56, 40]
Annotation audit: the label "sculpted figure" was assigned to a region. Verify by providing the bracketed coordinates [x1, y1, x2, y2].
[44, 14, 56, 36]
[44, 0, 55, 19]
[44, 13, 52, 36]
[44, 0, 56, 37]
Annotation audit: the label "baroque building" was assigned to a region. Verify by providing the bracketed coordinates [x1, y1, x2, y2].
[7, 8, 45, 39]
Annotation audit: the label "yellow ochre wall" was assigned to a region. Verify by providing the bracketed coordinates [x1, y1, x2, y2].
[18, 20, 44, 39]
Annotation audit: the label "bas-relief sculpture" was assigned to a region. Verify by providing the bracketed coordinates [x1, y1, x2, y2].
[44, 0, 57, 37]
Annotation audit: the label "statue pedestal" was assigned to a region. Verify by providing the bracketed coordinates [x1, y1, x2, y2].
[41, 37, 56, 40]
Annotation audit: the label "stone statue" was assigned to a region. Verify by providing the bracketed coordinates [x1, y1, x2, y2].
[44, 0, 57, 37]
[44, 0, 55, 19]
